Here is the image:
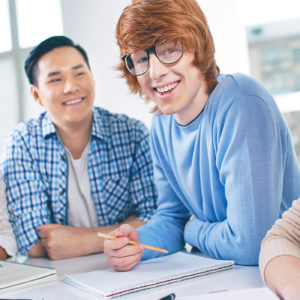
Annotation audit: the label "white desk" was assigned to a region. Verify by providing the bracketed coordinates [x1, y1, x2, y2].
[1, 254, 265, 300]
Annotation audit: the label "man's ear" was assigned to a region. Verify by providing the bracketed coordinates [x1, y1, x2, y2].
[30, 84, 44, 106]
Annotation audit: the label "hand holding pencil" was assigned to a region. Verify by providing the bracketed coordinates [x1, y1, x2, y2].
[97, 232, 168, 253]
[101, 224, 167, 271]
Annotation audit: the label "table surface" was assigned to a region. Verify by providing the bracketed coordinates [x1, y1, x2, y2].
[1, 253, 265, 300]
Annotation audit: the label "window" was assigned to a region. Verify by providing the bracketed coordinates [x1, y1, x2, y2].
[293, 48, 300, 62]
[0, 0, 11, 52]
[247, 18, 300, 163]
[248, 24, 300, 95]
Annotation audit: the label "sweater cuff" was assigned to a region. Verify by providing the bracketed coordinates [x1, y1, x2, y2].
[184, 218, 201, 247]
[259, 238, 300, 282]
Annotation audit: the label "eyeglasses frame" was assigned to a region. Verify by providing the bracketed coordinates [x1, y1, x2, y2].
[122, 41, 184, 76]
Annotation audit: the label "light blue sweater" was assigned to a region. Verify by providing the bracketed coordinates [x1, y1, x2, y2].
[138, 73, 300, 265]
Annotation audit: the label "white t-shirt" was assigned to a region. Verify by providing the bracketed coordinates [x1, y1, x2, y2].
[66, 145, 98, 228]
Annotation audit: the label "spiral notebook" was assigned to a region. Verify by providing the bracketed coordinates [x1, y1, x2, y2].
[64, 252, 234, 298]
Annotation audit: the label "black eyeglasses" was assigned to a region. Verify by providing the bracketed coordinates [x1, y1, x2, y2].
[122, 41, 184, 76]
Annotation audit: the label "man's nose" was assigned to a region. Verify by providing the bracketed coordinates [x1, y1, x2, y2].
[63, 77, 79, 94]
[148, 54, 168, 80]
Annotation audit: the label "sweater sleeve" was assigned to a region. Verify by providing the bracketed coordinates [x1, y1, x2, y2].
[137, 121, 191, 260]
[138, 160, 191, 260]
[259, 198, 300, 281]
[184, 95, 295, 265]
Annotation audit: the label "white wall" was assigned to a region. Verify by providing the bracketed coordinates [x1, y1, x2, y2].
[61, 0, 153, 127]
[61, 0, 300, 128]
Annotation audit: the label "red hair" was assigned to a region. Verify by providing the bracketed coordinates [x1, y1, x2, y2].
[116, 0, 219, 105]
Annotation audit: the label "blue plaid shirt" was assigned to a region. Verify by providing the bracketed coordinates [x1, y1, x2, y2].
[1, 107, 157, 255]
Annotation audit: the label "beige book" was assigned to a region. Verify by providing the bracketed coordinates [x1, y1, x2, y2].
[0, 260, 56, 292]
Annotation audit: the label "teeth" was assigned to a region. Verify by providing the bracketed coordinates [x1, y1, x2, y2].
[65, 98, 83, 105]
[157, 82, 178, 93]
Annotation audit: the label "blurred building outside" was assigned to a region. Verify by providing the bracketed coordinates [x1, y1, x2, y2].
[247, 18, 300, 163]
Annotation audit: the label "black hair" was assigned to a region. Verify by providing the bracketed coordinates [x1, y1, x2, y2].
[24, 35, 90, 86]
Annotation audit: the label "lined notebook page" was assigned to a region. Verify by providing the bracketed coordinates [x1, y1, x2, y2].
[64, 252, 234, 298]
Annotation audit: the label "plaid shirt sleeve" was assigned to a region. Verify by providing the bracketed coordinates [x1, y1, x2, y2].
[1, 125, 51, 256]
[90, 108, 157, 225]
[128, 120, 157, 222]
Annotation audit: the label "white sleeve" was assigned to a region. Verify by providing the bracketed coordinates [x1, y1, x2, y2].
[0, 172, 17, 259]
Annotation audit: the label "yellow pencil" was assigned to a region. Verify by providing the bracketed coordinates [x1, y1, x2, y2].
[96, 232, 168, 254]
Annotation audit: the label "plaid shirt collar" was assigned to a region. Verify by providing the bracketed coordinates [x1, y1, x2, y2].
[41, 112, 56, 138]
[41, 108, 111, 142]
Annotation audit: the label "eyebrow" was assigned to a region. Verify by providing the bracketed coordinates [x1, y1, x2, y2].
[72, 64, 84, 70]
[47, 64, 84, 77]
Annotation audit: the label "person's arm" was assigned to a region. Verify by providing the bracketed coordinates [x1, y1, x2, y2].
[0, 246, 8, 260]
[136, 123, 191, 260]
[183, 95, 298, 265]
[0, 173, 17, 260]
[264, 255, 300, 300]
[104, 224, 144, 271]
[1, 128, 51, 256]
[103, 164, 191, 268]
[28, 240, 47, 257]
[0, 229, 17, 260]
[103, 140, 190, 264]
[102, 118, 192, 267]
[259, 198, 300, 299]
[31, 214, 145, 260]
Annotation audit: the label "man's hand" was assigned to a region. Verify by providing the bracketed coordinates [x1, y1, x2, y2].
[37, 224, 90, 260]
[104, 224, 143, 271]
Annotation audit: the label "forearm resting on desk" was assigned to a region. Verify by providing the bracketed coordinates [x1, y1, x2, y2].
[28, 215, 145, 260]
[264, 255, 300, 300]
[28, 241, 47, 258]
